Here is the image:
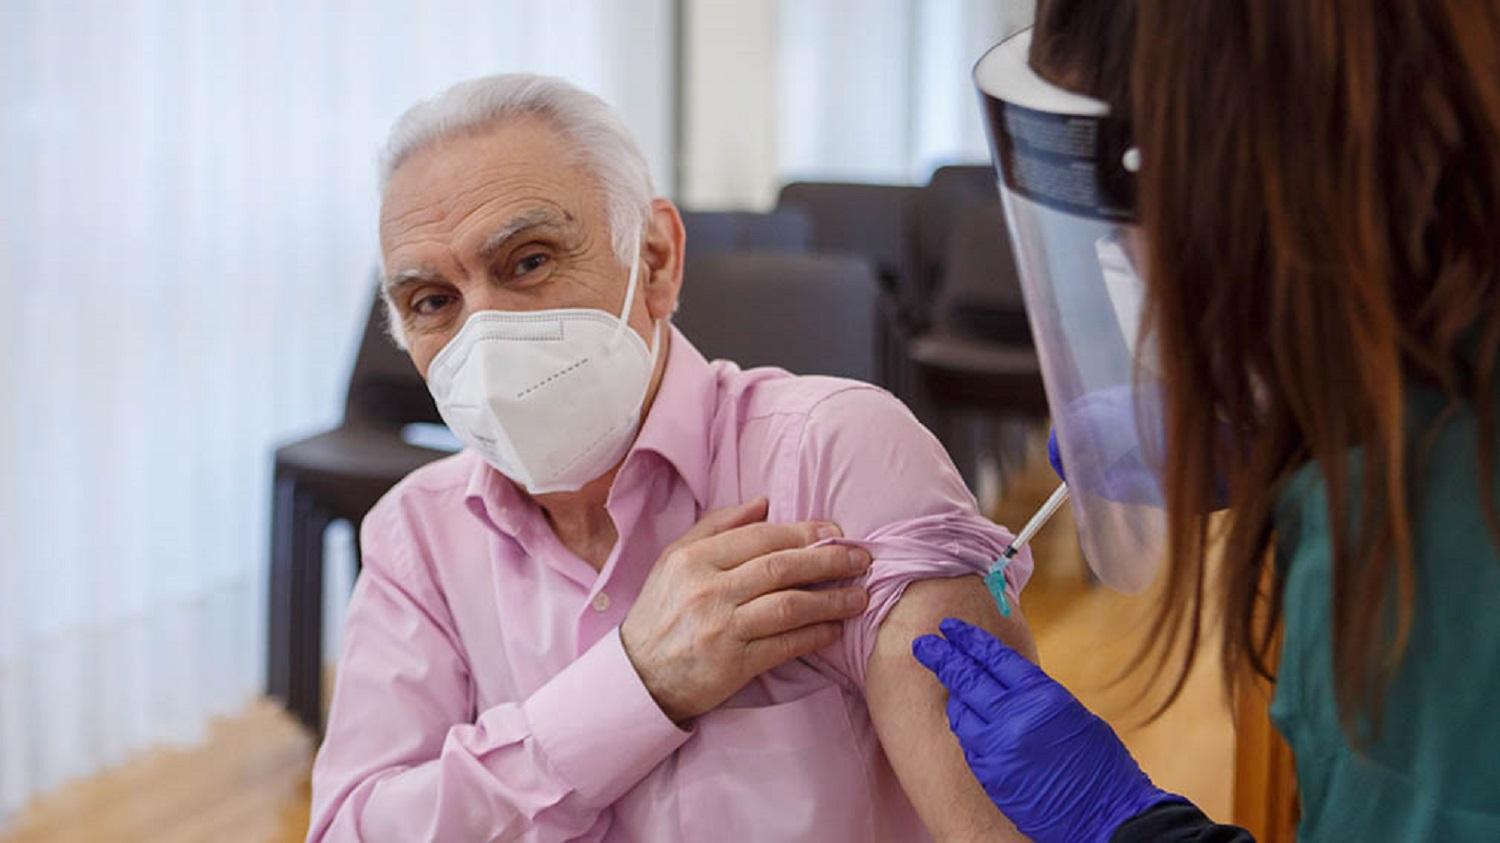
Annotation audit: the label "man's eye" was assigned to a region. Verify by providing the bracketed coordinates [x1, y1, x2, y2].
[412, 293, 454, 315]
[514, 253, 550, 276]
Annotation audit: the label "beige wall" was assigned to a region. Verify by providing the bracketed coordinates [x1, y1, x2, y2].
[680, 0, 781, 209]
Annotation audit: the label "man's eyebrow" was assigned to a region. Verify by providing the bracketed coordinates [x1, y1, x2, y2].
[477, 208, 568, 261]
[382, 266, 441, 296]
[382, 208, 569, 296]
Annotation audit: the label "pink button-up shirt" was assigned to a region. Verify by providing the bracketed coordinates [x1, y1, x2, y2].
[308, 327, 1032, 842]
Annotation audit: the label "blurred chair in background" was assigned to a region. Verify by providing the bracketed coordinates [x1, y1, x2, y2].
[674, 252, 882, 383]
[913, 164, 1000, 325]
[775, 167, 1043, 505]
[266, 286, 451, 732]
[774, 181, 922, 395]
[680, 208, 812, 253]
[926, 163, 999, 197]
[907, 198, 1047, 504]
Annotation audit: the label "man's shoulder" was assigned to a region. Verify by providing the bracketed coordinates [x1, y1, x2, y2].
[713, 361, 898, 427]
[361, 449, 477, 538]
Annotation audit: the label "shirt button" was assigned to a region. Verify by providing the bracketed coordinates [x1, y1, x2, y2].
[592, 591, 612, 612]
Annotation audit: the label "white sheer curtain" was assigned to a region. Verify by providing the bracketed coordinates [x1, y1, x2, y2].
[776, 0, 1034, 184]
[680, 0, 1034, 208]
[0, 0, 673, 822]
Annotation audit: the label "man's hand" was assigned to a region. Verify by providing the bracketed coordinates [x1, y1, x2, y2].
[620, 497, 871, 723]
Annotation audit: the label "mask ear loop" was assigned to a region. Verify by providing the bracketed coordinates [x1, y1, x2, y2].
[609, 233, 660, 360]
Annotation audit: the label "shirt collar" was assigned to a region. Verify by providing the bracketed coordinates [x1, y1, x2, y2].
[627, 324, 718, 509]
[463, 323, 719, 535]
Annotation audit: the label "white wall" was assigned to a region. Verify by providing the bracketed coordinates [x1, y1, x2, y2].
[680, 0, 781, 209]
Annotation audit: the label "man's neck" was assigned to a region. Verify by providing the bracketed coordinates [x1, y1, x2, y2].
[536, 471, 619, 570]
[532, 325, 672, 571]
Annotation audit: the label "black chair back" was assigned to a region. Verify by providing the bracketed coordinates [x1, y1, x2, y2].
[927, 164, 998, 197]
[914, 163, 999, 322]
[681, 209, 812, 254]
[775, 181, 920, 304]
[343, 285, 442, 429]
[675, 253, 882, 383]
[934, 199, 1030, 344]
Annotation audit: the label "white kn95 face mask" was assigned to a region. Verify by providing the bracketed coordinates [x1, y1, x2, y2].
[424, 242, 661, 495]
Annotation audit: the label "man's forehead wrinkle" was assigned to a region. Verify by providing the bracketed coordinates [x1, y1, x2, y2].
[441, 168, 581, 224]
[379, 199, 446, 244]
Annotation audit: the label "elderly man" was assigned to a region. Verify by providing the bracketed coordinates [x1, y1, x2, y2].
[309, 74, 1037, 842]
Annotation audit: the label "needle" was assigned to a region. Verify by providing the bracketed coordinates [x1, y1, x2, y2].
[985, 482, 1070, 616]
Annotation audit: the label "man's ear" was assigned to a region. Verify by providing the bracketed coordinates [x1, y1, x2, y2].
[641, 198, 685, 320]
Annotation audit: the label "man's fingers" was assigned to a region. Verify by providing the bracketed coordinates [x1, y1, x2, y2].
[911, 634, 1008, 718]
[742, 621, 844, 674]
[733, 586, 867, 640]
[938, 617, 1045, 691]
[728, 545, 871, 600]
[691, 520, 842, 571]
[671, 497, 769, 550]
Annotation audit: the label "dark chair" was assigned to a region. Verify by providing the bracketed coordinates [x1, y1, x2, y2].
[907, 199, 1048, 491]
[774, 181, 921, 310]
[774, 181, 923, 396]
[674, 252, 882, 383]
[927, 163, 999, 197]
[914, 164, 1000, 326]
[266, 286, 452, 733]
[680, 208, 812, 253]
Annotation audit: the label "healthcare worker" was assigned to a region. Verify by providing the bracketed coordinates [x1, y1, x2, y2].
[914, 1, 1500, 841]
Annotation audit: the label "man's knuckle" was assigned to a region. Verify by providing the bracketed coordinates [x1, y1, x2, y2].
[764, 554, 793, 584]
[687, 581, 714, 604]
[777, 596, 804, 627]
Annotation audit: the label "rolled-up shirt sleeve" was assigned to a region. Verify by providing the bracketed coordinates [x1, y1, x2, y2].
[782, 386, 1034, 688]
[308, 502, 689, 843]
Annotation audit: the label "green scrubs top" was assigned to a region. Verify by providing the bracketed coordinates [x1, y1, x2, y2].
[1271, 382, 1500, 840]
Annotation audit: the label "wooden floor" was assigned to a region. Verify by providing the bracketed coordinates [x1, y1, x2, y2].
[2, 699, 314, 843]
[3, 449, 1233, 842]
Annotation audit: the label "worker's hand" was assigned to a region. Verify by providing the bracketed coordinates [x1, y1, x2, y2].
[913, 618, 1182, 843]
[621, 497, 871, 724]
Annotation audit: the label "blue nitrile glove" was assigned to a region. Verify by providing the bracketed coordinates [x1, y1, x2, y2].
[912, 618, 1184, 843]
[1047, 427, 1067, 482]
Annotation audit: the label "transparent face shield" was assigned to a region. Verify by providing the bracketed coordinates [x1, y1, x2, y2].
[975, 29, 1166, 593]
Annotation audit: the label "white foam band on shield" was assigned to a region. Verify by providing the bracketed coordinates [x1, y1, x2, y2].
[973, 29, 1109, 118]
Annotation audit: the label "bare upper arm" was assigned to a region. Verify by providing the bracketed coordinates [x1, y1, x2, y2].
[865, 574, 1037, 842]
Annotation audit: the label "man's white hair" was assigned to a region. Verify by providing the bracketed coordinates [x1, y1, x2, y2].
[380, 73, 654, 347]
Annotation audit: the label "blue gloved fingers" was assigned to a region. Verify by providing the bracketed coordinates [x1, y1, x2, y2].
[946, 694, 991, 734]
[938, 618, 1048, 691]
[912, 634, 953, 675]
[912, 634, 1009, 715]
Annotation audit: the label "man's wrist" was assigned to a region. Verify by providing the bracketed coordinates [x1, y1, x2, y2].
[523, 627, 691, 805]
[618, 625, 691, 726]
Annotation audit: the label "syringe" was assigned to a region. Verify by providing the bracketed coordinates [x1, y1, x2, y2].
[984, 481, 1070, 616]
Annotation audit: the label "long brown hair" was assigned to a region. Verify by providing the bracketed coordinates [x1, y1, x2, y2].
[1126, 2, 1500, 731]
